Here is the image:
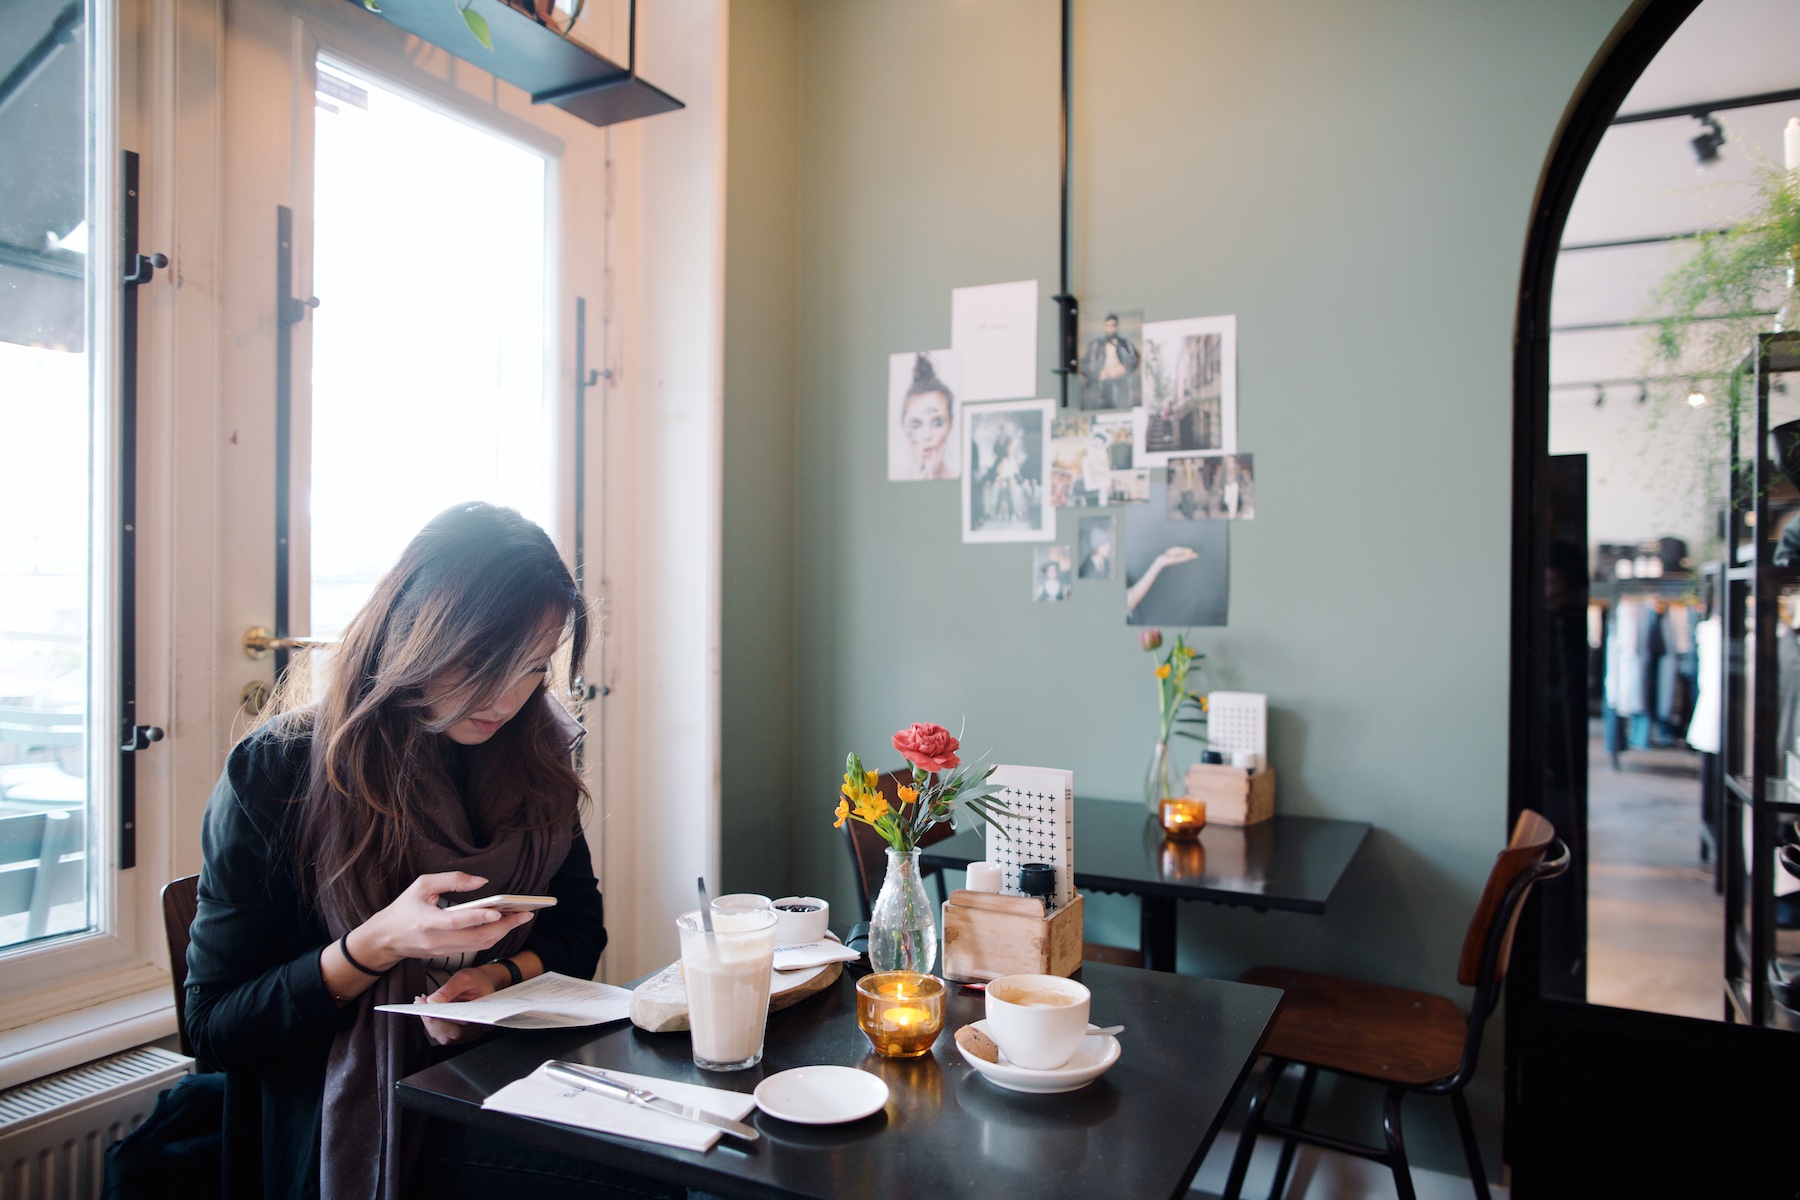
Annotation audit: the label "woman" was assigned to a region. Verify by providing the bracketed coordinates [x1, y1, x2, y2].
[896, 352, 957, 479]
[185, 503, 672, 1200]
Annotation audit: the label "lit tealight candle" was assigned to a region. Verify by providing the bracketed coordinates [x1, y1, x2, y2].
[1159, 797, 1207, 840]
[856, 971, 945, 1058]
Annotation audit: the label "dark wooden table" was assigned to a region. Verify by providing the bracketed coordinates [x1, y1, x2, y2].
[397, 962, 1282, 1200]
[920, 800, 1372, 972]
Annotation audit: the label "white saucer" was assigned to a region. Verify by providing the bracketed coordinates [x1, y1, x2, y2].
[955, 1020, 1122, 1094]
[754, 1065, 890, 1124]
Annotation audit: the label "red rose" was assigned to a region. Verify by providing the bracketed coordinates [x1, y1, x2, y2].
[892, 722, 961, 773]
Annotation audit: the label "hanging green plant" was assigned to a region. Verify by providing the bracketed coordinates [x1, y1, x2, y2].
[1647, 160, 1800, 412]
[360, 0, 588, 53]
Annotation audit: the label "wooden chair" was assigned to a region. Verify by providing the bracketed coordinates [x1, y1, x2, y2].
[840, 769, 1143, 969]
[1222, 811, 1569, 1200]
[162, 875, 200, 1057]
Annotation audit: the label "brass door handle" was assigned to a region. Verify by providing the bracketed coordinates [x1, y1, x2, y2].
[243, 626, 332, 660]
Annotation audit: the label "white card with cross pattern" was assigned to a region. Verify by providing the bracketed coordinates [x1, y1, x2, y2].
[983, 765, 1076, 910]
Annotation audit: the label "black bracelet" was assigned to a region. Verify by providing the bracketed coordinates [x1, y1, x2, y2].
[496, 958, 523, 988]
[339, 931, 386, 978]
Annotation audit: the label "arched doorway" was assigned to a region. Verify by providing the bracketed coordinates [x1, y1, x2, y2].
[1510, 0, 1800, 1193]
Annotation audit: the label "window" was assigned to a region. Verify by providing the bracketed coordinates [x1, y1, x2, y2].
[0, 2, 104, 954]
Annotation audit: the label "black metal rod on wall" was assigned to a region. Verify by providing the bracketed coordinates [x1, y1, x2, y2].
[119, 151, 167, 869]
[274, 208, 318, 682]
[1051, 0, 1077, 406]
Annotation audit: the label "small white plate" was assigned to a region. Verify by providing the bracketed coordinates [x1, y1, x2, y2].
[955, 1020, 1122, 1094]
[754, 1065, 890, 1125]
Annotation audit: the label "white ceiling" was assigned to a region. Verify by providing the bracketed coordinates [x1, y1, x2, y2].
[1548, 0, 1800, 548]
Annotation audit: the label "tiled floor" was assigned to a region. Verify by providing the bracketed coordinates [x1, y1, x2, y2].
[1585, 737, 1722, 1020]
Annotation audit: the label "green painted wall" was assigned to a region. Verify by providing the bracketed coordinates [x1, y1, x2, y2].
[721, 0, 801, 895]
[722, 0, 1632, 1180]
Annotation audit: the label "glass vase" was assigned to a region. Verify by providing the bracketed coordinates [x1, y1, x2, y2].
[1145, 738, 1177, 813]
[869, 847, 937, 974]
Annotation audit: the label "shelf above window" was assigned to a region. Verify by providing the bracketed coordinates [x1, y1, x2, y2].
[352, 0, 684, 129]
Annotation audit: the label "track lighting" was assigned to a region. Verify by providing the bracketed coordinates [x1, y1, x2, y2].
[1638, 383, 1649, 405]
[1691, 114, 1726, 168]
[1593, 384, 1605, 408]
[1688, 390, 1707, 407]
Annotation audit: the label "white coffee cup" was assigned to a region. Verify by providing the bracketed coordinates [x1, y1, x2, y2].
[770, 896, 830, 944]
[984, 973, 1092, 1070]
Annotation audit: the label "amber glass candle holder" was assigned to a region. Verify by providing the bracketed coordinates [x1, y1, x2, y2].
[1159, 797, 1207, 840]
[856, 971, 945, 1057]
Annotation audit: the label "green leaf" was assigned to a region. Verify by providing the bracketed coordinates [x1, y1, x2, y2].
[460, 3, 494, 50]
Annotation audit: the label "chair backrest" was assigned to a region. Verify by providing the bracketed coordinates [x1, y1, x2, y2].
[0, 809, 87, 934]
[0, 706, 85, 749]
[1456, 810, 1563, 988]
[162, 875, 200, 1057]
[842, 769, 958, 921]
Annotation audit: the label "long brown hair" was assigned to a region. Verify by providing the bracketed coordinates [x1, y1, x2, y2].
[284, 502, 590, 919]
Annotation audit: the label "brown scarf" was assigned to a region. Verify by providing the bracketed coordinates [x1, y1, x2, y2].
[318, 697, 583, 1200]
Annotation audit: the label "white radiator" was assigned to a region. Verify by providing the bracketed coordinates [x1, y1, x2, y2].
[0, 1046, 191, 1200]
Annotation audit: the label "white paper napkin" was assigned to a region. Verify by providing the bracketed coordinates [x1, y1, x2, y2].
[482, 1062, 758, 1152]
[772, 940, 861, 971]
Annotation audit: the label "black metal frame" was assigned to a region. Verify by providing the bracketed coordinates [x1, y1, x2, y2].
[273, 207, 317, 682]
[1224, 840, 1570, 1200]
[1720, 331, 1800, 1027]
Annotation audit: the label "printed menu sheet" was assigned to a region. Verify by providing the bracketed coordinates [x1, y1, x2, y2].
[983, 764, 1076, 910]
[376, 972, 633, 1028]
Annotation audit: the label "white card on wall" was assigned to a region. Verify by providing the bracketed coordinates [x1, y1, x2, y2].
[983, 764, 1076, 910]
[952, 280, 1038, 402]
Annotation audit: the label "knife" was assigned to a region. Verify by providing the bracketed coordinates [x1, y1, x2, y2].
[544, 1061, 761, 1142]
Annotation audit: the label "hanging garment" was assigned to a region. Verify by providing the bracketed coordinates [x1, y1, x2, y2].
[1687, 616, 1721, 755]
[1606, 601, 1646, 718]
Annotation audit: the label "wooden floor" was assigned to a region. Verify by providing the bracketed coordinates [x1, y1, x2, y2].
[1584, 737, 1721, 1020]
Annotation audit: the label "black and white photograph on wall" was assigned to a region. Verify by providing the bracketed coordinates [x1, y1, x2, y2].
[887, 349, 960, 481]
[1034, 545, 1074, 602]
[1078, 309, 1143, 410]
[1049, 413, 1106, 508]
[1135, 315, 1236, 465]
[1124, 478, 1229, 626]
[1168, 453, 1255, 520]
[1077, 515, 1115, 580]
[963, 398, 1055, 543]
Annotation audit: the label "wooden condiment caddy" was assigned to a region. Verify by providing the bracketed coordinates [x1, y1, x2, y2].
[940, 889, 1084, 983]
[1185, 762, 1276, 826]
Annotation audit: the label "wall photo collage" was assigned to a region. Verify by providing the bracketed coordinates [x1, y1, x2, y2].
[885, 281, 1250, 627]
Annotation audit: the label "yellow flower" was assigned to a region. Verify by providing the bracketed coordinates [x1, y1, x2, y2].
[865, 770, 879, 788]
[1154, 664, 1171, 679]
[1199, 695, 1209, 711]
[833, 798, 851, 828]
[897, 785, 919, 804]
[855, 792, 890, 823]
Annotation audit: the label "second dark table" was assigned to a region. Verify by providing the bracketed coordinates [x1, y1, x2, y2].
[919, 800, 1372, 971]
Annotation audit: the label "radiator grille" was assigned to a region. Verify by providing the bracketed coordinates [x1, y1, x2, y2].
[0, 1045, 192, 1200]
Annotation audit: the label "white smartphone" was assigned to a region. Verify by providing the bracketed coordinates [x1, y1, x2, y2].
[445, 894, 558, 914]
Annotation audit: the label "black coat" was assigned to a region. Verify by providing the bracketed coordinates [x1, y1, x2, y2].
[183, 725, 606, 1200]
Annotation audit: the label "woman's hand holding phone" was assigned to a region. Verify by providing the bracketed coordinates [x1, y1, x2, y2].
[358, 871, 535, 968]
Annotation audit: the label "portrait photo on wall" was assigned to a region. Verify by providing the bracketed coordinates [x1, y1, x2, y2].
[888, 349, 961, 481]
[963, 398, 1055, 543]
[1033, 544, 1074, 602]
[1050, 410, 1141, 507]
[1124, 478, 1229, 627]
[1077, 514, 1115, 580]
[1078, 309, 1143, 411]
[1168, 453, 1255, 520]
[1135, 314, 1236, 465]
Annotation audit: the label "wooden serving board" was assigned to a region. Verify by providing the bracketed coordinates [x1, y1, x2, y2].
[629, 958, 843, 1033]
